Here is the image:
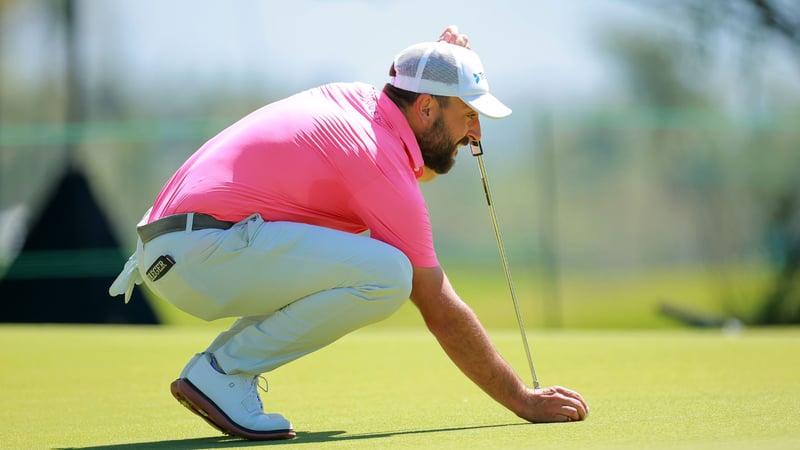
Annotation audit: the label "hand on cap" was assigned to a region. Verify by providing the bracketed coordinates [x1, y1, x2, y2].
[438, 25, 470, 49]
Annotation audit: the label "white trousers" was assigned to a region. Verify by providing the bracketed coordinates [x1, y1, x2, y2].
[137, 214, 412, 375]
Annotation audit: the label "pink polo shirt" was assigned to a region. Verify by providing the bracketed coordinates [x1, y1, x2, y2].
[148, 82, 438, 268]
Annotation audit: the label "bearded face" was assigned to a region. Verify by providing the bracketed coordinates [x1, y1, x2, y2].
[416, 115, 469, 175]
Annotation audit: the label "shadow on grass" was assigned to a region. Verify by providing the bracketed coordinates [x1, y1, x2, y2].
[57, 422, 529, 449]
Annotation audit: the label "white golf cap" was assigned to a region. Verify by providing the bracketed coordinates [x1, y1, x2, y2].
[389, 41, 512, 119]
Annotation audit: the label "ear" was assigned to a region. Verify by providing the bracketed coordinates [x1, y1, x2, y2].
[412, 94, 439, 127]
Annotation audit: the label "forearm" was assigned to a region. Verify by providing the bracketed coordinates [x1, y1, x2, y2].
[410, 266, 527, 415]
[411, 265, 589, 423]
[425, 298, 528, 415]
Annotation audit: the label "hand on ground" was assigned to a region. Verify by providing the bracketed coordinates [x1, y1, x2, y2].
[517, 385, 589, 423]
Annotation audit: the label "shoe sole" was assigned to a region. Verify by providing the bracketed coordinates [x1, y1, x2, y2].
[170, 378, 296, 441]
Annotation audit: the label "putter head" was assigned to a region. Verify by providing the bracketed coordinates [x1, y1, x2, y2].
[470, 141, 483, 156]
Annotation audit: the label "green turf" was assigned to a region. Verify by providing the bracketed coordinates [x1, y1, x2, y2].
[1, 325, 798, 449]
[149, 265, 771, 329]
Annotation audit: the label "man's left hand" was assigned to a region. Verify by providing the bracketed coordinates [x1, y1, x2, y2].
[438, 25, 470, 49]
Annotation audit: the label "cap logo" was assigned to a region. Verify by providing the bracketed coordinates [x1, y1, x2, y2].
[473, 72, 486, 84]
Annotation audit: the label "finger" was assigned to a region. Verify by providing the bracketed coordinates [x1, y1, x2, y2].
[555, 386, 589, 417]
[565, 395, 587, 420]
[545, 391, 586, 421]
[439, 27, 455, 44]
[437, 25, 457, 42]
[455, 34, 470, 49]
[437, 26, 470, 49]
[560, 405, 580, 422]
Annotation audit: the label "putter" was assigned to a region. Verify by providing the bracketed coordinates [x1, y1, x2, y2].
[470, 140, 541, 389]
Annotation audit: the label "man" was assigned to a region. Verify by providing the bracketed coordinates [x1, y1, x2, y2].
[110, 26, 588, 441]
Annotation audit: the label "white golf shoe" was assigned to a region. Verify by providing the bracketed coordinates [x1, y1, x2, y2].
[170, 352, 295, 440]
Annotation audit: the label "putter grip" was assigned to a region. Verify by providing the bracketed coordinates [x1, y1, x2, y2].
[470, 141, 483, 156]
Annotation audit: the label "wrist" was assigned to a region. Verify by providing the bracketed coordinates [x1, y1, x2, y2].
[506, 384, 533, 418]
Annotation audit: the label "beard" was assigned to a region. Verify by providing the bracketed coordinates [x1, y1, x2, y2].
[416, 116, 469, 174]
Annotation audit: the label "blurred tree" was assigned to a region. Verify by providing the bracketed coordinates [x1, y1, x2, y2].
[596, 28, 754, 321]
[631, 0, 800, 324]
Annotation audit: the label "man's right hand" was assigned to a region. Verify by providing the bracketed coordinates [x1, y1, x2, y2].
[410, 265, 589, 424]
[515, 385, 590, 423]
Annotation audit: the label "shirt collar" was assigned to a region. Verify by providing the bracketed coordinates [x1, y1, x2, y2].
[376, 89, 425, 179]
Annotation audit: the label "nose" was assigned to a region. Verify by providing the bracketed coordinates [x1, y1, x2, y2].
[467, 116, 482, 142]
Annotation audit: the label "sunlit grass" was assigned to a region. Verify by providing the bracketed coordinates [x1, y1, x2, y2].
[147, 265, 772, 330]
[1, 325, 798, 449]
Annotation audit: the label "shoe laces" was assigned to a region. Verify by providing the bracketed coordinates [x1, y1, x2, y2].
[244, 375, 269, 412]
[255, 375, 269, 394]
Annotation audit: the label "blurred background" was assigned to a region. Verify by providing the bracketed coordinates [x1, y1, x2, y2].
[1, 0, 798, 328]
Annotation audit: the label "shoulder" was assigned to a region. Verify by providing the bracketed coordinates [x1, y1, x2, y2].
[315, 82, 378, 102]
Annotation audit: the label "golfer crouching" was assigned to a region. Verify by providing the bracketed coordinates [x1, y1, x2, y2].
[110, 26, 589, 440]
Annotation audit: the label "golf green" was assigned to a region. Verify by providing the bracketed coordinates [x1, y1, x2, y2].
[1, 325, 798, 449]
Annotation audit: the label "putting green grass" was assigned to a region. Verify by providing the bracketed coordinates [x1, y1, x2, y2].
[148, 265, 772, 329]
[1, 325, 798, 449]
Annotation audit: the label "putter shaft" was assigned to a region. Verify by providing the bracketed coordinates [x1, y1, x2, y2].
[470, 141, 541, 389]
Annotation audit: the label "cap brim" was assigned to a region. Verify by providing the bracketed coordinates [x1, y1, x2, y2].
[463, 93, 512, 119]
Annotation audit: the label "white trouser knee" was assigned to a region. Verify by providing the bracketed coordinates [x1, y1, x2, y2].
[138, 215, 412, 374]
